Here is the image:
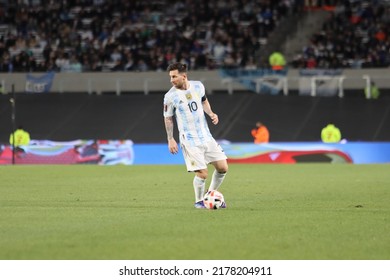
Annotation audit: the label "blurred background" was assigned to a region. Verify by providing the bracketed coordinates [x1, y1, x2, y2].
[0, 0, 389, 148]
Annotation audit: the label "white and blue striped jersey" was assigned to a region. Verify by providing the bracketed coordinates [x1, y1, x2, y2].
[163, 80, 214, 147]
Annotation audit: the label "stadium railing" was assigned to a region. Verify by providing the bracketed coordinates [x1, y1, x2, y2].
[1, 69, 389, 97]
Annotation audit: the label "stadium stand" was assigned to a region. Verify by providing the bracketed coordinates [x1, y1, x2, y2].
[0, 0, 297, 72]
[1, 1, 388, 71]
[292, 0, 390, 68]
[0, 1, 389, 144]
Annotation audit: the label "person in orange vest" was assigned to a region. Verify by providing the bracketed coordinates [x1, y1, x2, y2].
[251, 121, 270, 143]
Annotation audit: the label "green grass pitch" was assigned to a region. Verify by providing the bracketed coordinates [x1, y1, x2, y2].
[0, 164, 389, 260]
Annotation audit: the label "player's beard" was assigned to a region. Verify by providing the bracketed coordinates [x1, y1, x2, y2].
[173, 80, 185, 90]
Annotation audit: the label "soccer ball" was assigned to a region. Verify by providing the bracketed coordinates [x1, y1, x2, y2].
[203, 190, 225, 209]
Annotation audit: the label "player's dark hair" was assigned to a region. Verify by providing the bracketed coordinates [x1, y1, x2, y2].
[167, 62, 187, 73]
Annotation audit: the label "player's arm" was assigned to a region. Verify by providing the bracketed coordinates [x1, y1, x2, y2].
[202, 97, 219, 125]
[164, 116, 179, 154]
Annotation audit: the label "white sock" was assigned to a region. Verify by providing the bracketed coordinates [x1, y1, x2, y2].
[193, 176, 206, 202]
[208, 170, 226, 191]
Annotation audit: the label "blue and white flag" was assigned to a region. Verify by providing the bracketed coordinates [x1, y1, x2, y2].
[219, 68, 288, 95]
[25, 72, 55, 93]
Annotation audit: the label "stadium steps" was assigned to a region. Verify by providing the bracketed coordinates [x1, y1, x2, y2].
[280, 10, 331, 64]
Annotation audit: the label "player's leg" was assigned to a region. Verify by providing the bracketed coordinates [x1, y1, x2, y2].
[209, 159, 228, 191]
[205, 140, 228, 191]
[208, 160, 228, 208]
[193, 169, 208, 208]
[204, 140, 228, 208]
[181, 143, 208, 208]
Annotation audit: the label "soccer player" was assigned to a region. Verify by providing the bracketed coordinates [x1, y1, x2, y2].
[163, 62, 228, 209]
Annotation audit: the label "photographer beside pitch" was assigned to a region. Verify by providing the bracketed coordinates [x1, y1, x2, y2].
[163, 62, 228, 209]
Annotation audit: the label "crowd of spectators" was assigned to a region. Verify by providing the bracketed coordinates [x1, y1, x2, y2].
[1, 0, 388, 73]
[0, 0, 297, 73]
[292, 0, 390, 69]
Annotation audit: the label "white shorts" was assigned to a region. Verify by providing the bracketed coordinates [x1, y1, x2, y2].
[181, 139, 227, 172]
